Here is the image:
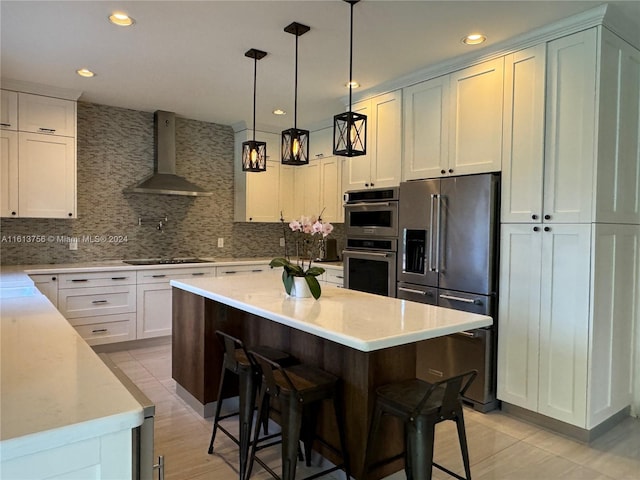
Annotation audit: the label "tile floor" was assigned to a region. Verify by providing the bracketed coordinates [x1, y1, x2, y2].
[105, 340, 640, 480]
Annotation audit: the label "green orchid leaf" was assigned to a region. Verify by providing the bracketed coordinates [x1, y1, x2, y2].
[284, 264, 304, 276]
[270, 257, 291, 268]
[282, 270, 294, 294]
[306, 266, 325, 277]
[305, 275, 322, 300]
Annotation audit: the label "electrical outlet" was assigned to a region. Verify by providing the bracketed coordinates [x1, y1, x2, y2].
[69, 238, 78, 251]
[280, 237, 285, 247]
[217, 237, 224, 248]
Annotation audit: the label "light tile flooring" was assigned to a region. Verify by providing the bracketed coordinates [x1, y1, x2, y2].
[105, 341, 640, 480]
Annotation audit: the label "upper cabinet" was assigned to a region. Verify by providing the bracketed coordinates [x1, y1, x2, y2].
[501, 27, 640, 224]
[309, 126, 334, 161]
[343, 90, 402, 190]
[1, 90, 77, 219]
[403, 58, 503, 181]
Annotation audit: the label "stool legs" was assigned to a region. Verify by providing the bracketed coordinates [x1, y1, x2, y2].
[405, 416, 435, 480]
[455, 408, 472, 480]
[280, 395, 304, 480]
[238, 367, 259, 480]
[208, 362, 229, 454]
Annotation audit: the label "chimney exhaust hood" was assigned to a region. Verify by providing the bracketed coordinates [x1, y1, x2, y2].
[125, 111, 213, 197]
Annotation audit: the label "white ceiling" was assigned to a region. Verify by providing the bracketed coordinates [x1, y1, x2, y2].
[2, 1, 639, 131]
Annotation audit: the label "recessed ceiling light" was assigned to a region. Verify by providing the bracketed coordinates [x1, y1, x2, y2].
[109, 12, 135, 26]
[462, 34, 487, 45]
[345, 81, 360, 89]
[272, 109, 286, 116]
[76, 68, 95, 78]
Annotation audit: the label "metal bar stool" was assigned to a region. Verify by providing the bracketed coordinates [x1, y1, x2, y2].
[207, 331, 293, 480]
[246, 350, 350, 480]
[362, 370, 477, 480]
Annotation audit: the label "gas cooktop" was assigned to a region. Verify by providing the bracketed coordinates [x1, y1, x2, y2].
[122, 258, 212, 265]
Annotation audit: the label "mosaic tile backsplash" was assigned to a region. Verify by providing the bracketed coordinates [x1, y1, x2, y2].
[0, 102, 343, 265]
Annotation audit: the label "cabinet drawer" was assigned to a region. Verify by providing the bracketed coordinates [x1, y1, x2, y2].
[324, 268, 344, 286]
[136, 266, 216, 284]
[18, 93, 75, 137]
[72, 314, 136, 346]
[58, 271, 136, 289]
[217, 264, 269, 276]
[58, 285, 136, 318]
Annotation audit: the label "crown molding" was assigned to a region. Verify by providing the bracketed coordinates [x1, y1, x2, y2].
[0, 78, 82, 101]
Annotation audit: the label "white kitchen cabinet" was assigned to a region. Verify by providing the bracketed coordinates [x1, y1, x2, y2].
[309, 126, 334, 160]
[57, 271, 137, 345]
[1, 89, 77, 219]
[18, 132, 75, 218]
[403, 75, 450, 180]
[448, 57, 504, 176]
[136, 266, 216, 339]
[279, 164, 296, 222]
[234, 129, 282, 222]
[1, 130, 19, 217]
[502, 28, 640, 225]
[402, 57, 503, 181]
[344, 90, 402, 190]
[18, 92, 76, 137]
[216, 263, 269, 276]
[293, 160, 321, 218]
[498, 223, 639, 429]
[319, 156, 344, 223]
[0, 90, 18, 131]
[322, 265, 344, 286]
[29, 274, 59, 307]
[501, 45, 546, 223]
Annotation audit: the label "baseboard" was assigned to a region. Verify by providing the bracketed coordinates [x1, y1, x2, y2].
[91, 335, 171, 353]
[501, 402, 631, 442]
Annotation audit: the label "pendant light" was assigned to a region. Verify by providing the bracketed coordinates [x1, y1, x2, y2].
[242, 48, 268, 172]
[281, 22, 310, 166]
[333, 0, 367, 157]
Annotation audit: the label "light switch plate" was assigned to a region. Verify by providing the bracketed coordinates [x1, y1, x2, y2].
[217, 237, 224, 248]
[280, 237, 285, 247]
[69, 238, 78, 251]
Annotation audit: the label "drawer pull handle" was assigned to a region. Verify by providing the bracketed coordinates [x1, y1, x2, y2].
[71, 279, 89, 282]
[191, 272, 205, 276]
[91, 300, 108, 304]
[92, 328, 108, 333]
[225, 271, 237, 274]
[38, 127, 56, 133]
[0, 123, 11, 127]
[152, 274, 166, 278]
[251, 269, 263, 272]
[111, 277, 128, 280]
[336, 275, 344, 279]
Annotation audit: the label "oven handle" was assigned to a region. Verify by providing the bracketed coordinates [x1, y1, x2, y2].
[439, 293, 482, 305]
[345, 201, 393, 207]
[344, 251, 391, 258]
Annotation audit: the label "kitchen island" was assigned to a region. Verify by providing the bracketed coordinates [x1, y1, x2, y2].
[170, 271, 492, 480]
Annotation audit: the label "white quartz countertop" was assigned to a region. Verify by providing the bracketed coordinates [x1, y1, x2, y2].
[171, 271, 492, 352]
[0, 284, 143, 461]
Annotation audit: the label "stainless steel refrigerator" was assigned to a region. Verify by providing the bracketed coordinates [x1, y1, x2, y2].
[397, 173, 500, 411]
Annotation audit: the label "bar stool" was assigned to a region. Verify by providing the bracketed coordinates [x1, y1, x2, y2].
[207, 331, 293, 480]
[246, 350, 350, 480]
[362, 370, 477, 480]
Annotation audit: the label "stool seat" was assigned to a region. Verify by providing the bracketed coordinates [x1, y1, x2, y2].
[208, 331, 293, 480]
[363, 370, 477, 480]
[246, 351, 350, 480]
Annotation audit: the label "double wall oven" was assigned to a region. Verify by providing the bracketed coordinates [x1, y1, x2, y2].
[343, 187, 398, 298]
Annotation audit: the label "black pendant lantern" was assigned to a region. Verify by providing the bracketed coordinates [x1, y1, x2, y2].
[281, 22, 310, 166]
[242, 48, 268, 172]
[333, 0, 367, 157]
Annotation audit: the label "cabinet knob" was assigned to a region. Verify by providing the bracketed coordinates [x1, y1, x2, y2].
[448, 168, 454, 174]
[533, 226, 540, 232]
[11, 211, 16, 216]
[440, 169, 446, 175]
[365, 183, 369, 187]
[52, 276, 57, 281]
[68, 212, 73, 217]
[532, 214, 538, 220]
[544, 226, 551, 232]
[249, 217, 253, 221]
[544, 214, 551, 220]
[370, 183, 375, 187]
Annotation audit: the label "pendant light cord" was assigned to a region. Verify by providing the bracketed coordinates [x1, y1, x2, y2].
[294, 28, 299, 130]
[252, 56, 257, 142]
[348, 0, 354, 111]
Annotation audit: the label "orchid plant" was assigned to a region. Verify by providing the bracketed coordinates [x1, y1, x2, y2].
[270, 213, 334, 299]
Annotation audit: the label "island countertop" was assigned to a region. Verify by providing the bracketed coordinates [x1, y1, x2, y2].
[170, 271, 492, 352]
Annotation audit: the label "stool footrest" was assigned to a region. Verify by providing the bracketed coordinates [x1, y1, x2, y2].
[433, 462, 468, 480]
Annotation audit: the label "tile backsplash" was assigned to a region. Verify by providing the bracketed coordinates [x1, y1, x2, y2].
[0, 102, 343, 265]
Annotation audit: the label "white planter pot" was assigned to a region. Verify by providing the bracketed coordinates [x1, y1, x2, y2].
[290, 276, 312, 298]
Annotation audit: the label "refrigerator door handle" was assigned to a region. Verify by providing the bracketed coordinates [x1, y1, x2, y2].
[434, 194, 442, 273]
[439, 293, 482, 305]
[455, 330, 477, 338]
[428, 194, 436, 272]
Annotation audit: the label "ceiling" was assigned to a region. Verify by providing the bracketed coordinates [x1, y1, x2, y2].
[2, 1, 639, 131]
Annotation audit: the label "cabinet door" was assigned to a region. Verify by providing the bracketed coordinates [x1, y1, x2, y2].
[1, 90, 18, 131]
[370, 90, 402, 188]
[544, 29, 597, 223]
[319, 156, 344, 223]
[1, 130, 19, 217]
[303, 161, 322, 217]
[594, 29, 640, 224]
[137, 283, 172, 338]
[279, 164, 296, 222]
[18, 132, 76, 218]
[449, 58, 504, 176]
[246, 160, 280, 221]
[343, 99, 372, 190]
[538, 224, 591, 427]
[501, 45, 546, 223]
[18, 93, 76, 137]
[403, 76, 449, 180]
[309, 126, 334, 160]
[497, 224, 542, 410]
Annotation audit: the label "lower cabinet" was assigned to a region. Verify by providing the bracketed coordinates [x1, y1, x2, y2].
[322, 265, 344, 287]
[497, 223, 638, 429]
[29, 273, 59, 307]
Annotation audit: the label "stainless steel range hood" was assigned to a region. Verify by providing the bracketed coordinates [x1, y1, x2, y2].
[125, 111, 213, 197]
